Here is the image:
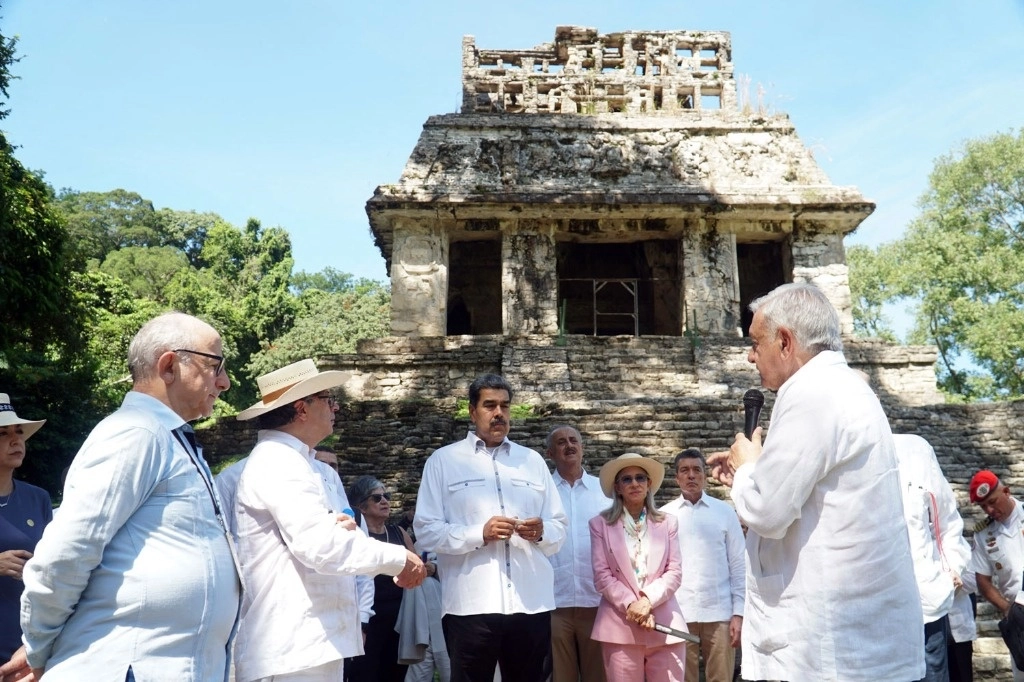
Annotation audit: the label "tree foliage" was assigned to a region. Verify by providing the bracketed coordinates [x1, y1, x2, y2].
[849, 129, 1024, 400]
[248, 280, 390, 378]
[1, 22, 390, 493]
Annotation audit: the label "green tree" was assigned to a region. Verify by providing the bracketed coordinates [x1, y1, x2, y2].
[100, 245, 190, 302]
[165, 218, 298, 410]
[848, 129, 1024, 400]
[55, 189, 166, 264]
[248, 279, 390, 378]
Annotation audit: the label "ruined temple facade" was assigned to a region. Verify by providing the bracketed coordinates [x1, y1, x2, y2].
[367, 26, 872, 341]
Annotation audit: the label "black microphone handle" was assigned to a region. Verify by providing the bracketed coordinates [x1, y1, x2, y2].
[742, 389, 765, 439]
[743, 403, 762, 439]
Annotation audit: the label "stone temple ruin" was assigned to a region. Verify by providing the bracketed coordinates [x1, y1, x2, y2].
[204, 26, 1024, 680]
[367, 26, 874, 342]
[357, 25, 940, 404]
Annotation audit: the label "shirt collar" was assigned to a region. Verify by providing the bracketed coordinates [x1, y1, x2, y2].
[257, 429, 316, 461]
[468, 430, 511, 456]
[124, 390, 189, 431]
[680, 491, 709, 508]
[553, 468, 597, 489]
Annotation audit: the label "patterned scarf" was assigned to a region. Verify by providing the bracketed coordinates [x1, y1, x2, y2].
[623, 508, 649, 587]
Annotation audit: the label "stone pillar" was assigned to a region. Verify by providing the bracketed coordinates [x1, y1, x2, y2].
[791, 223, 853, 335]
[502, 223, 559, 336]
[389, 222, 449, 337]
[682, 220, 741, 335]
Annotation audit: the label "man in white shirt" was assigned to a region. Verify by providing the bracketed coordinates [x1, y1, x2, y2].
[969, 469, 1024, 681]
[660, 448, 744, 682]
[707, 282, 924, 681]
[545, 425, 608, 682]
[893, 433, 971, 682]
[229, 359, 425, 682]
[414, 374, 568, 682]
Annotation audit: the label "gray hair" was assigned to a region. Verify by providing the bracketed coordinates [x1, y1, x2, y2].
[599, 487, 665, 525]
[127, 312, 213, 382]
[544, 424, 581, 452]
[749, 283, 842, 354]
[349, 475, 386, 509]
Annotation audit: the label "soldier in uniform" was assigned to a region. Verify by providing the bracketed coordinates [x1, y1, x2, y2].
[969, 469, 1024, 681]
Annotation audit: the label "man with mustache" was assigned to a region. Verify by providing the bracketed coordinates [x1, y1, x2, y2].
[415, 374, 568, 682]
[545, 425, 608, 682]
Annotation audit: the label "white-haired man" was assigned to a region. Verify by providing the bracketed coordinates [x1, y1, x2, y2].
[708, 283, 924, 681]
[4, 312, 240, 681]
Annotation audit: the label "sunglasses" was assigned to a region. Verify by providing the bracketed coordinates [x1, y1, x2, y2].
[174, 348, 226, 376]
[306, 392, 338, 409]
[617, 474, 649, 485]
[369, 492, 391, 503]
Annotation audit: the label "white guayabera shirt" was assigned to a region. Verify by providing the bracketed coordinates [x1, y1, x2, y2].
[414, 432, 568, 616]
[731, 351, 925, 682]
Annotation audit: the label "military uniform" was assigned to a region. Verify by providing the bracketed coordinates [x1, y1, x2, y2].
[971, 500, 1024, 604]
[971, 499, 1024, 681]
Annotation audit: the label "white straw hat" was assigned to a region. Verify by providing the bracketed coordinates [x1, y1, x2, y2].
[598, 453, 665, 498]
[236, 360, 347, 421]
[0, 393, 46, 439]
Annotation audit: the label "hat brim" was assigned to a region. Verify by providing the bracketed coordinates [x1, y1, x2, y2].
[599, 454, 665, 498]
[0, 417, 45, 440]
[236, 371, 348, 421]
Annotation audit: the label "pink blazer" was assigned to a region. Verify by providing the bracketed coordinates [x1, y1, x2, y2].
[589, 512, 687, 646]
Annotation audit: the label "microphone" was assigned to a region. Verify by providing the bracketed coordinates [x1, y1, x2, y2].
[743, 389, 765, 439]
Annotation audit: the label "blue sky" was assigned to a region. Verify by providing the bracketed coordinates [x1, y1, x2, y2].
[4, 0, 1024, 292]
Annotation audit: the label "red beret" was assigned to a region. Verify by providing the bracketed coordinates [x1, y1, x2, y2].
[970, 470, 1000, 503]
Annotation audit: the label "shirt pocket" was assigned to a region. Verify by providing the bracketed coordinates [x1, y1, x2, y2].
[510, 478, 545, 492]
[747, 573, 791, 654]
[447, 477, 487, 493]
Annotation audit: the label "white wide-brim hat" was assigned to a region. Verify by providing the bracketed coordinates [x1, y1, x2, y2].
[0, 393, 46, 439]
[598, 452, 665, 498]
[237, 359, 347, 421]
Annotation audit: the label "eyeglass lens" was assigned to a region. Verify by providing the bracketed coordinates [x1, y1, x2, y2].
[370, 493, 391, 503]
[618, 474, 648, 485]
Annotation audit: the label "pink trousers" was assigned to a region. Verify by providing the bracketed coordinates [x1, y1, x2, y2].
[600, 641, 686, 682]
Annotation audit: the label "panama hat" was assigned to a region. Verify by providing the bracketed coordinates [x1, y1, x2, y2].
[598, 453, 665, 498]
[0, 393, 46, 439]
[237, 359, 347, 421]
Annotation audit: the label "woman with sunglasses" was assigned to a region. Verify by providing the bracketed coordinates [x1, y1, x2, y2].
[589, 453, 688, 681]
[348, 476, 418, 682]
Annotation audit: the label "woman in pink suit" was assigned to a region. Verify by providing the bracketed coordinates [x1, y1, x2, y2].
[590, 453, 687, 681]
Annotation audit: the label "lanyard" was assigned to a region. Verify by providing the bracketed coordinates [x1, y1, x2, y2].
[171, 427, 222, 518]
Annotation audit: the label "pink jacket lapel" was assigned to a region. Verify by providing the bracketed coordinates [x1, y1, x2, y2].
[607, 518, 641, 597]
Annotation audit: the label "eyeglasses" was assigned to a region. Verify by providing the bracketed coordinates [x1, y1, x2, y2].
[369, 492, 391, 503]
[305, 392, 338, 409]
[173, 349, 226, 376]
[617, 473, 649, 485]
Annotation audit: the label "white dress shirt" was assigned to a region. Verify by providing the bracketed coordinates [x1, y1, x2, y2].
[310, 459, 376, 630]
[549, 469, 608, 609]
[731, 351, 924, 682]
[230, 430, 407, 682]
[893, 433, 971, 623]
[414, 432, 568, 617]
[660, 491, 745, 623]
